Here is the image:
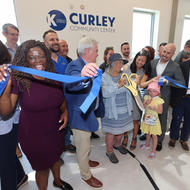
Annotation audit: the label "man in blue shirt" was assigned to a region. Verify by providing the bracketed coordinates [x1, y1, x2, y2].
[43, 30, 76, 154]
[43, 30, 68, 74]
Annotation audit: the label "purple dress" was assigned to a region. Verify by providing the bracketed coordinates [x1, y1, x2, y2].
[11, 78, 65, 170]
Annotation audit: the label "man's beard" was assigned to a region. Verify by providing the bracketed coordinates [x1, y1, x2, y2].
[49, 47, 59, 53]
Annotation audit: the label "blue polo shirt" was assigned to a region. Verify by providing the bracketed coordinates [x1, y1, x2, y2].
[52, 54, 68, 75]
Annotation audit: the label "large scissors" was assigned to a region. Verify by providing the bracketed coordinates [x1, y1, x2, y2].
[121, 73, 145, 111]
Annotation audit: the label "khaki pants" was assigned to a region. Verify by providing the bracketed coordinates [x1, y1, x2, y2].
[72, 129, 91, 180]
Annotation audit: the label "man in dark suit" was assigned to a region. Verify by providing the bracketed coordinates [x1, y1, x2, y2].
[169, 58, 190, 152]
[150, 43, 185, 151]
[64, 37, 103, 189]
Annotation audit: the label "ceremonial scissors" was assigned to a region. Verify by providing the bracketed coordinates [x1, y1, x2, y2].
[121, 73, 144, 111]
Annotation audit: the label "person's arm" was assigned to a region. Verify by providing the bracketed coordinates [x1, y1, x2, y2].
[140, 74, 160, 88]
[140, 74, 149, 88]
[101, 74, 126, 98]
[58, 97, 68, 130]
[0, 75, 18, 116]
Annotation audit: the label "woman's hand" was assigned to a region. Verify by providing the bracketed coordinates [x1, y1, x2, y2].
[58, 110, 68, 130]
[134, 74, 140, 85]
[118, 78, 126, 88]
[59, 100, 68, 130]
[0, 64, 8, 82]
[151, 76, 160, 83]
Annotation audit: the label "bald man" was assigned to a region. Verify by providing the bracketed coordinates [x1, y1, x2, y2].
[150, 43, 185, 151]
[59, 40, 72, 63]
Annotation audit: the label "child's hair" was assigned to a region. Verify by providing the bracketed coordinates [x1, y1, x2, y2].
[147, 81, 160, 94]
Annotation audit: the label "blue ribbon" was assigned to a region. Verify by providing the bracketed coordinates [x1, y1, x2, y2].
[158, 76, 190, 90]
[158, 77, 165, 86]
[10, 65, 88, 83]
[0, 72, 10, 96]
[80, 69, 102, 113]
[0, 65, 102, 114]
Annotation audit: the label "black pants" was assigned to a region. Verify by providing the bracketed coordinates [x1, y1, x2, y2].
[170, 97, 190, 141]
[0, 124, 25, 190]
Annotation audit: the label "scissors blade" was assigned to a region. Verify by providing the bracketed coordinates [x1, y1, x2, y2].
[134, 95, 145, 111]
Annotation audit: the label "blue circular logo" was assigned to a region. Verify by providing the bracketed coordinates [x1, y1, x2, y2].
[46, 10, 67, 31]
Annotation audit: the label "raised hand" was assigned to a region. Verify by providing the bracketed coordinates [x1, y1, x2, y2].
[118, 78, 126, 88]
[0, 65, 8, 82]
[81, 63, 99, 77]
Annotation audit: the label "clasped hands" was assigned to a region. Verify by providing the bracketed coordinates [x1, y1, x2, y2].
[118, 74, 140, 88]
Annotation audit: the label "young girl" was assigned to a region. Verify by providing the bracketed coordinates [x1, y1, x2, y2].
[140, 81, 164, 158]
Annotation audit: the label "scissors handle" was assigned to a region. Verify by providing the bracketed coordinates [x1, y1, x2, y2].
[121, 73, 138, 96]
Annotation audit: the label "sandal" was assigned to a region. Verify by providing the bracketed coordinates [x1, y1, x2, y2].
[122, 132, 128, 147]
[130, 137, 137, 150]
[140, 144, 150, 150]
[148, 152, 156, 158]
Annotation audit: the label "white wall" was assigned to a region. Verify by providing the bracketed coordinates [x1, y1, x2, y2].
[14, 0, 173, 64]
[174, 0, 190, 53]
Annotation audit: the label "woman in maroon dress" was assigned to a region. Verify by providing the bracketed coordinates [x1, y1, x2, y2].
[0, 40, 73, 190]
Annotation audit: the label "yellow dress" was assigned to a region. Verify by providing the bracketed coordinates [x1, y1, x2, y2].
[140, 95, 164, 135]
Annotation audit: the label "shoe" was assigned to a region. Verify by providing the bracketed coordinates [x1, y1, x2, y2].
[148, 152, 156, 159]
[16, 146, 22, 158]
[168, 139, 176, 148]
[89, 160, 99, 168]
[139, 134, 146, 141]
[60, 158, 64, 166]
[106, 152, 119, 163]
[180, 141, 189, 152]
[140, 144, 150, 150]
[113, 145, 128, 154]
[138, 128, 141, 135]
[82, 175, 103, 189]
[156, 143, 162, 151]
[122, 133, 128, 147]
[53, 179, 73, 190]
[17, 174, 28, 189]
[130, 137, 137, 150]
[64, 144, 76, 153]
[91, 132, 100, 139]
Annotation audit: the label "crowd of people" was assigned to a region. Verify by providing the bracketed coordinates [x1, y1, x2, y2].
[0, 22, 190, 190]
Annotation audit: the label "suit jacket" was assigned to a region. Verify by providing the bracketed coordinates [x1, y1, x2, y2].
[94, 89, 105, 118]
[64, 57, 99, 132]
[170, 60, 190, 107]
[150, 59, 185, 105]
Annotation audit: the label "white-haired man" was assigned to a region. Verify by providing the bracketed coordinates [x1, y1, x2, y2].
[64, 37, 103, 189]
